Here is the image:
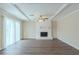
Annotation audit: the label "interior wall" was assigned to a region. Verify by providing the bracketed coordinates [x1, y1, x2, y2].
[0, 14, 3, 50]
[22, 20, 53, 39]
[52, 20, 57, 38]
[57, 10, 79, 49]
[22, 21, 36, 39]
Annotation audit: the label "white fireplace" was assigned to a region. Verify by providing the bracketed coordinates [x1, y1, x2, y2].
[36, 20, 53, 40]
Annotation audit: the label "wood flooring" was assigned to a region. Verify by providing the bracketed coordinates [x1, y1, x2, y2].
[0, 39, 79, 55]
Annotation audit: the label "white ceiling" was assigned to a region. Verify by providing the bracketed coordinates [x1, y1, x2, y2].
[54, 3, 79, 19]
[15, 3, 64, 21]
[0, 3, 27, 20]
[0, 3, 79, 21]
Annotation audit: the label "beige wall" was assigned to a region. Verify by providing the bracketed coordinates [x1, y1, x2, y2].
[22, 21, 36, 39]
[22, 20, 53, 39]
[57, 10, 79, 49]
[0, 14, 4, 50]
[52, 20, 57, 38]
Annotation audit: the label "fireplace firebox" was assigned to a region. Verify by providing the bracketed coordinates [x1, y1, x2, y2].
[40, 32, 48, 37]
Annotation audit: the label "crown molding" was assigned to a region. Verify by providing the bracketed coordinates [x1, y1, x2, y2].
[11, 4, 31, 21]
[60, 8, 79, 19]
[0, 8, 23, 21]
[49, 4, 69, 20]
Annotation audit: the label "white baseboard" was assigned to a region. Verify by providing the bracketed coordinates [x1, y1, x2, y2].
[58, 38, 79, 50]
[22, 37, 53, 40]
[36, 37, 53, 40]
[22, 38, 36, 40]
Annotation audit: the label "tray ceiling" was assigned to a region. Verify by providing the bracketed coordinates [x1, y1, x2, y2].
[0, 3, 79, 21]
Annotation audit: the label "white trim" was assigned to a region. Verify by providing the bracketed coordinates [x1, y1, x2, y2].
[36, 37, 53, 40]
[0, 8, 22, 21]
[58, 38, 79, 50]
[49, 4, 69, 20]
[60, 9, 79, 19]
[11, 4, 31, 21]
[22, 37, 36, 40]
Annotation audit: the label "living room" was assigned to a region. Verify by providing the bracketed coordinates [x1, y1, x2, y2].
[0, 3, 79, 55]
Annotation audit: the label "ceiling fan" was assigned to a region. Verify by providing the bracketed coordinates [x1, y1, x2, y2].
[38, 15, 48, 22]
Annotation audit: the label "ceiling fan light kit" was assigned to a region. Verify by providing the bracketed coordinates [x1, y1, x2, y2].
[38, 15, 48, 22]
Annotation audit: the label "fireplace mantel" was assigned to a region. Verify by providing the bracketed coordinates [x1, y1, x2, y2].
[36, 20, 53, 40]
